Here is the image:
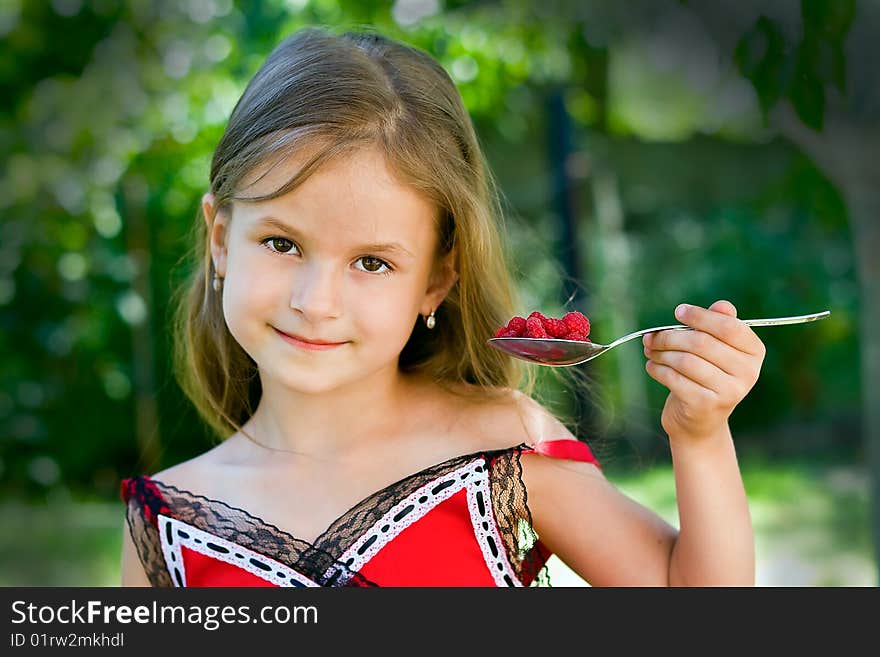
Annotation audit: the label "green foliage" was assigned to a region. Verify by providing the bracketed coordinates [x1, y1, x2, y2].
[734, 0, 856, 129]
[735, 16, 790, 116]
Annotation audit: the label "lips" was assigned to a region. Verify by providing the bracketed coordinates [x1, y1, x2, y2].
[273, 327, 348, 350]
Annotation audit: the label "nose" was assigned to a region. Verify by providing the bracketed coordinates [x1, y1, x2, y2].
[289, 261, 343, 320]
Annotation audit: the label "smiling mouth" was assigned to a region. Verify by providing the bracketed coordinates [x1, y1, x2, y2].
[273, 327, 348, 350]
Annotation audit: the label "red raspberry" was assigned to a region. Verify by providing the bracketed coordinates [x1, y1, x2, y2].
[494, 310, 592, 342]
[541, 316, 569, 338]
[562, 311, 590, 336]
[506, 316, 527, 336]
[494, 316, 526, 338]
[525, 315, 548, 338]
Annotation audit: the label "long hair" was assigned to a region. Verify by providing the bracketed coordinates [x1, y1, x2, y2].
[171, 26, 537, 441]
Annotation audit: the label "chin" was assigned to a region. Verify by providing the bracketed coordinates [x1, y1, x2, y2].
[271, 372, 336, 394]
[270, 369, 351, 395]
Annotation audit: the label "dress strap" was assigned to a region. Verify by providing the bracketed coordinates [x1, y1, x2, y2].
[120, 476, 172, 527]
[120, 475, 175, 587]
[523, 439, 599, 467]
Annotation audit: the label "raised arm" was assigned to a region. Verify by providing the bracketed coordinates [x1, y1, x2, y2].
[642, 300, 760, 585]
[665, 424, 753, 585]
[519, 299, 761, 586]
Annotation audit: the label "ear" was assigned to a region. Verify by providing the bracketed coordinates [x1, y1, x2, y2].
[421, 248, 459, 316]
[202, 192, 229, 278]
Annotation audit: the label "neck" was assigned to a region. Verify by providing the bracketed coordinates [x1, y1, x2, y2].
[240, 366, 424, 462]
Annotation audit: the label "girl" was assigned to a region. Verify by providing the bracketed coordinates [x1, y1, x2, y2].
[120, 27, 762, 587]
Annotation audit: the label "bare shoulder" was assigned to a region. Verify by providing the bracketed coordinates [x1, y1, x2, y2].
[499, 389, 607, 516]
[147, 440, 231, 492]
[459, 386, 579, 451]
[121, 442, 231, 587]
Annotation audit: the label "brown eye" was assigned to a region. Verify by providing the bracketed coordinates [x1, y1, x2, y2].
[263, 237, 297, 254]
[356, 256, 391, 274]
[361, 257, 382, 272]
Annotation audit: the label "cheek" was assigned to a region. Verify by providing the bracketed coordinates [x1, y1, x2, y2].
[221, 284, 264, 353]
[348, 281, 422, 338]
[221, 255, 284, 333]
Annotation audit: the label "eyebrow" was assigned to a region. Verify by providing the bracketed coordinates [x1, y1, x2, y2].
[252, 216, 415, 258]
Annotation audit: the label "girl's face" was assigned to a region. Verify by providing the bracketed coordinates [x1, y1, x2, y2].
[206, 147, 455, 395]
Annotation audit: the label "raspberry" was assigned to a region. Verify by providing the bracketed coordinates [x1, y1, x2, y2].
[562, 311, 590, 336]
[525, 315, 548, 338]
[494, 310, 592, 342]
[541, 316, 569, 338]
[506, 316, 527, 336]
[494, 316, 526, 338]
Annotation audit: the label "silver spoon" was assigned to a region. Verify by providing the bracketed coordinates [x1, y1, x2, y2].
[487, 310, 831, 367]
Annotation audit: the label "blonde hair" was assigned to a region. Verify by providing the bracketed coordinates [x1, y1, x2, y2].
[171, 26, 537, 441]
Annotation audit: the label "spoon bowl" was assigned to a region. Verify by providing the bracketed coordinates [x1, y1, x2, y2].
[488, 310, 831, 367]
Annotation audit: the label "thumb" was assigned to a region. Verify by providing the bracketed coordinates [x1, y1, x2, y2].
[709, 299, 737, 317]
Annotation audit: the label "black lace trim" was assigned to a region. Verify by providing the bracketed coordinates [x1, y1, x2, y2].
[488, 448, 551, 586]
[122, 476, 375, 587]
[120, 444, 550, 587]
[122, 477, 173, 587]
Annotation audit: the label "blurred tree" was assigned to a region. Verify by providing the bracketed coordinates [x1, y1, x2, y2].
[697, 0, 880, 587]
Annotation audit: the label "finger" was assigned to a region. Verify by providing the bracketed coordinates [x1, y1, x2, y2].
[708, 299, 737, 318]
[645, 360, 718, 403]
[673, 303, 763, 356]
[644, 346, 737, 394]
[644, 329, 750, 378]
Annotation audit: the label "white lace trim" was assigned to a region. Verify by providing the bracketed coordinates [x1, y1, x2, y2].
[467, 471, 523, 587]
[157, 515, 319, 587]
[334, 457, 524, 586]
[157, 515, 186, 587]
[335, 460, 485, 574]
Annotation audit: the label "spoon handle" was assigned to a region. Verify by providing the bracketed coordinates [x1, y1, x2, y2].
[609, 324, 691, 347]
[739, 310, 831, 327]
[610, 310, 831, 348]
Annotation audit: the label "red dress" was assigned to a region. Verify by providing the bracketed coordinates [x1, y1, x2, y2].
[120, 440, 598, 587]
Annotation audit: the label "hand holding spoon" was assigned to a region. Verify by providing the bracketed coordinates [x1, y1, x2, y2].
[487, 310, 830, 367]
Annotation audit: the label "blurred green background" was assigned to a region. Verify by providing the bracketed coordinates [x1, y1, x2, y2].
[1, 0, 877, 586]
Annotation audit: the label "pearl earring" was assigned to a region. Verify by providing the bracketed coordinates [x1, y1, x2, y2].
[425, 310, 436, 329]
[212, 274, 223, 292]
